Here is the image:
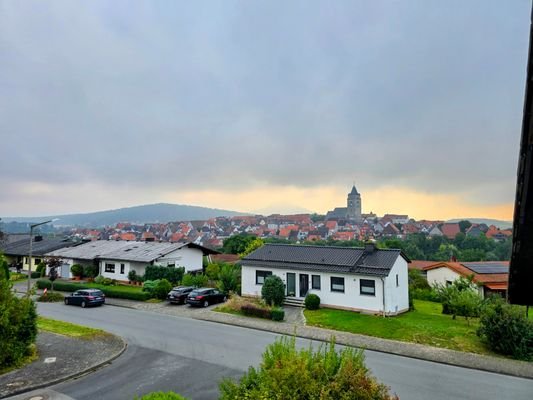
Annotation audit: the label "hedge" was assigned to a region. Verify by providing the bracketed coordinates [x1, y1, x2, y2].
[36, 280, 151, 301]
[271, 307, 285, 321]
[241, 304, 272, 319]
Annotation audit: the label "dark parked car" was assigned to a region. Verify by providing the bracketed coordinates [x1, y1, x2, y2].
[186, 288, 227, 307]
[167, 286, 194, 304]
[64, 289, 105, 308]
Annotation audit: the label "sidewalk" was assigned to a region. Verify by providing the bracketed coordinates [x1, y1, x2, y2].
[0, 332, 125, 399]
[104, 296, 533, 379]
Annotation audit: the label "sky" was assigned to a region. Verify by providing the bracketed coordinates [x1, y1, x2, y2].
[0, 0, 530, 220]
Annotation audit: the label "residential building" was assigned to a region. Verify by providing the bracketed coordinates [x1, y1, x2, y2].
[241, 243, 410, 315]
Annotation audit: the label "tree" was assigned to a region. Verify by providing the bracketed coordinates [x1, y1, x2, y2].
[458, 220, 472, 233]
[45, 256, 63, 292]
[261, 275, 285, 306]
[217, 264, 241, 294]
[239, 238, 264, 258]
[0, 260, 37, 369]
[222, 234, 256, 254]
[1, 253, 9, 281]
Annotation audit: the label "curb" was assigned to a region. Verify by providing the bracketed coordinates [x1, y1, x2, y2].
[190, 312, 533, 380]
[1, 335, 127, 399]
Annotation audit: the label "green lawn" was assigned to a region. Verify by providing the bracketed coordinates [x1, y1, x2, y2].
[304, 300, 490, 355]
[38, 316, 109, 340]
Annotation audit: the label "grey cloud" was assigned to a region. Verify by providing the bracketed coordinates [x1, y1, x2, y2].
[0, 0, 529, 212]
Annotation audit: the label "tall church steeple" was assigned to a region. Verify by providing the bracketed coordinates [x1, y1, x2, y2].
[347, 184, 362, 221]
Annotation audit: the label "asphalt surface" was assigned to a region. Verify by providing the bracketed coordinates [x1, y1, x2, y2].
[25, 302, 533, 400]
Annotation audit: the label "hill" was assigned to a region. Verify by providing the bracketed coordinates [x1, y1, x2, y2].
[1, 203, 249, 227]
[447, 218, 513, 229]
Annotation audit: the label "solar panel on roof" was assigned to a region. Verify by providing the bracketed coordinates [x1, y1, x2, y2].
[462, 263, 508, 274]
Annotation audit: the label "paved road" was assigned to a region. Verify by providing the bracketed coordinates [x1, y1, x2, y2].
[31, 303, 533, 400]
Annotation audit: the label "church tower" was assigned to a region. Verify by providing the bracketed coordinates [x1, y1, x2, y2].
[347, 185, 362, 221]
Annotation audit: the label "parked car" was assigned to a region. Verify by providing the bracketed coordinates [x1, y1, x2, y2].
[64, 289, 105, 308]
[186, 288, 227, 307]
[167, 286, 194, 304]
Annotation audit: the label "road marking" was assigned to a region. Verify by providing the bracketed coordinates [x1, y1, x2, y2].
[44, 357, 56, 363]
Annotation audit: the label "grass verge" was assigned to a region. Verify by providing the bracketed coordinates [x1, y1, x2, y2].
[304, 299, 491, 355]
[38, 316, 109, 340]
[0, 344, 37, 375]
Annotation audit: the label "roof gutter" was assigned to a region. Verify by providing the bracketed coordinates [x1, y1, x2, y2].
[381, 277, 386, 318]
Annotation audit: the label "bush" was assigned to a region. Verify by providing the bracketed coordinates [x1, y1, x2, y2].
[31, 271, 42, 279]
[304, 293, 320, 310]
[70, 264, 84, 277]
[219, 337, 397, 400]
[241, 303, 272, 319]
[261, 275, 285, 306]
[271, 307, 285, 321]
[477, 297, 533, 361]
[94, 275, 105, 285]
[142, 280, 161, 295]
[410, 287, 440, 302]
[1, 255, 10, 280]
[205, 263, 220, 280]
[36, 279, 151, 301]
[408, 269, 430, 290]
[128, 270, 137, 282]
[83, 265, 99, 279]
[135, 392, 187, 400]
[153, 279, 172, 300]
[9, 273, 27, 281]
[144, 265, 185, 285]
[0, 272, 38, 370]
[181, 273, 208, 288]
[37, 291, 64, 302]
[36, 262, 46, 277]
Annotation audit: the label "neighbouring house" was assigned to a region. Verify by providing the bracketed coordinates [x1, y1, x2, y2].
[428, 226, 443, 237]
[47, 240, 218, 280]
[241, 243, 410, 315]
[1, 236, 75, 272]
[423, 261, 508, 298]
[440, 223, 461, 239]
[408, 260, 437, 277]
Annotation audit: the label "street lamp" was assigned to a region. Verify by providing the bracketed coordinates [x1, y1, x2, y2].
[27, 219, 57, 296]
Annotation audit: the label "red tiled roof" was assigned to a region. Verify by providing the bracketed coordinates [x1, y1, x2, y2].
[440, 223, 460, 239]
[211, 254, 240, 264]
[120, 233, 137, 241]
[409, 260, 438, 271]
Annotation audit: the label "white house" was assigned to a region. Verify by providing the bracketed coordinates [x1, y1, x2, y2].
[241, 243, 410, 315]
[47, 240, 218, 280]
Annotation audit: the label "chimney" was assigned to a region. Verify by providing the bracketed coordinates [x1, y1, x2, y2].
[34, 235, 43, 242]
[364, 242, 376, 254]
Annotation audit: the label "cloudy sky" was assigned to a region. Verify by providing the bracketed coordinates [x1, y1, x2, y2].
[0, 1, 530, 220]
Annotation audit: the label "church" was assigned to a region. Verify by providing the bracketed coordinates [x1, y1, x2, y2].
[325, 185, 362, 222]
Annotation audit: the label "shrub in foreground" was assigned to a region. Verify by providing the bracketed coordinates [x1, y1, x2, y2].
[477, 297, 533, 361]
[181, 273, 209, 288]
[70, 264, 84, 278]
[241, 303, 272, 319]
[271, 307, 285, 321]
[261, 275, 285, 306]
[304, 293, 320, 310]
[219, 336, 397, 400]
[0, 274, 37, 369]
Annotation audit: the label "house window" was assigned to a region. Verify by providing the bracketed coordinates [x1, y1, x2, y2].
[120, 264, 125, 274]
[256, 270, 272, 285]
[105, 263, 115, 273]
[360, 279, 376, 296]
[35, 258, 42, 265]
[331, 277, 345, 293]
[396, 274, 399, 287]
[312, 275, 321, 290]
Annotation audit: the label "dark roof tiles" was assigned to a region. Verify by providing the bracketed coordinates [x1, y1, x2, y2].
[242, 244, 407, 277]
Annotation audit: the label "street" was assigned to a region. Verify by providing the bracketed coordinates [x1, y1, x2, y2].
[30, 303, 533, 400]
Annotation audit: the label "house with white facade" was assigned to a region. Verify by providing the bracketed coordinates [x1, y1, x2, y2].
[47, 240, 218, 280]
[424, 261, 508, 298]
[241, 243, 410, 315]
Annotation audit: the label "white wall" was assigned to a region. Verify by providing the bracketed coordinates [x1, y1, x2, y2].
[383, 256, 409, 314]
[426, 267, 461, 287]
[242, 265, 407, 314]
[157, 246, 203, 272]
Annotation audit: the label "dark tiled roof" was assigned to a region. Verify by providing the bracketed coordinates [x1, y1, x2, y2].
[242, 244, 407, 277]
[1, 237, 74, 256]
